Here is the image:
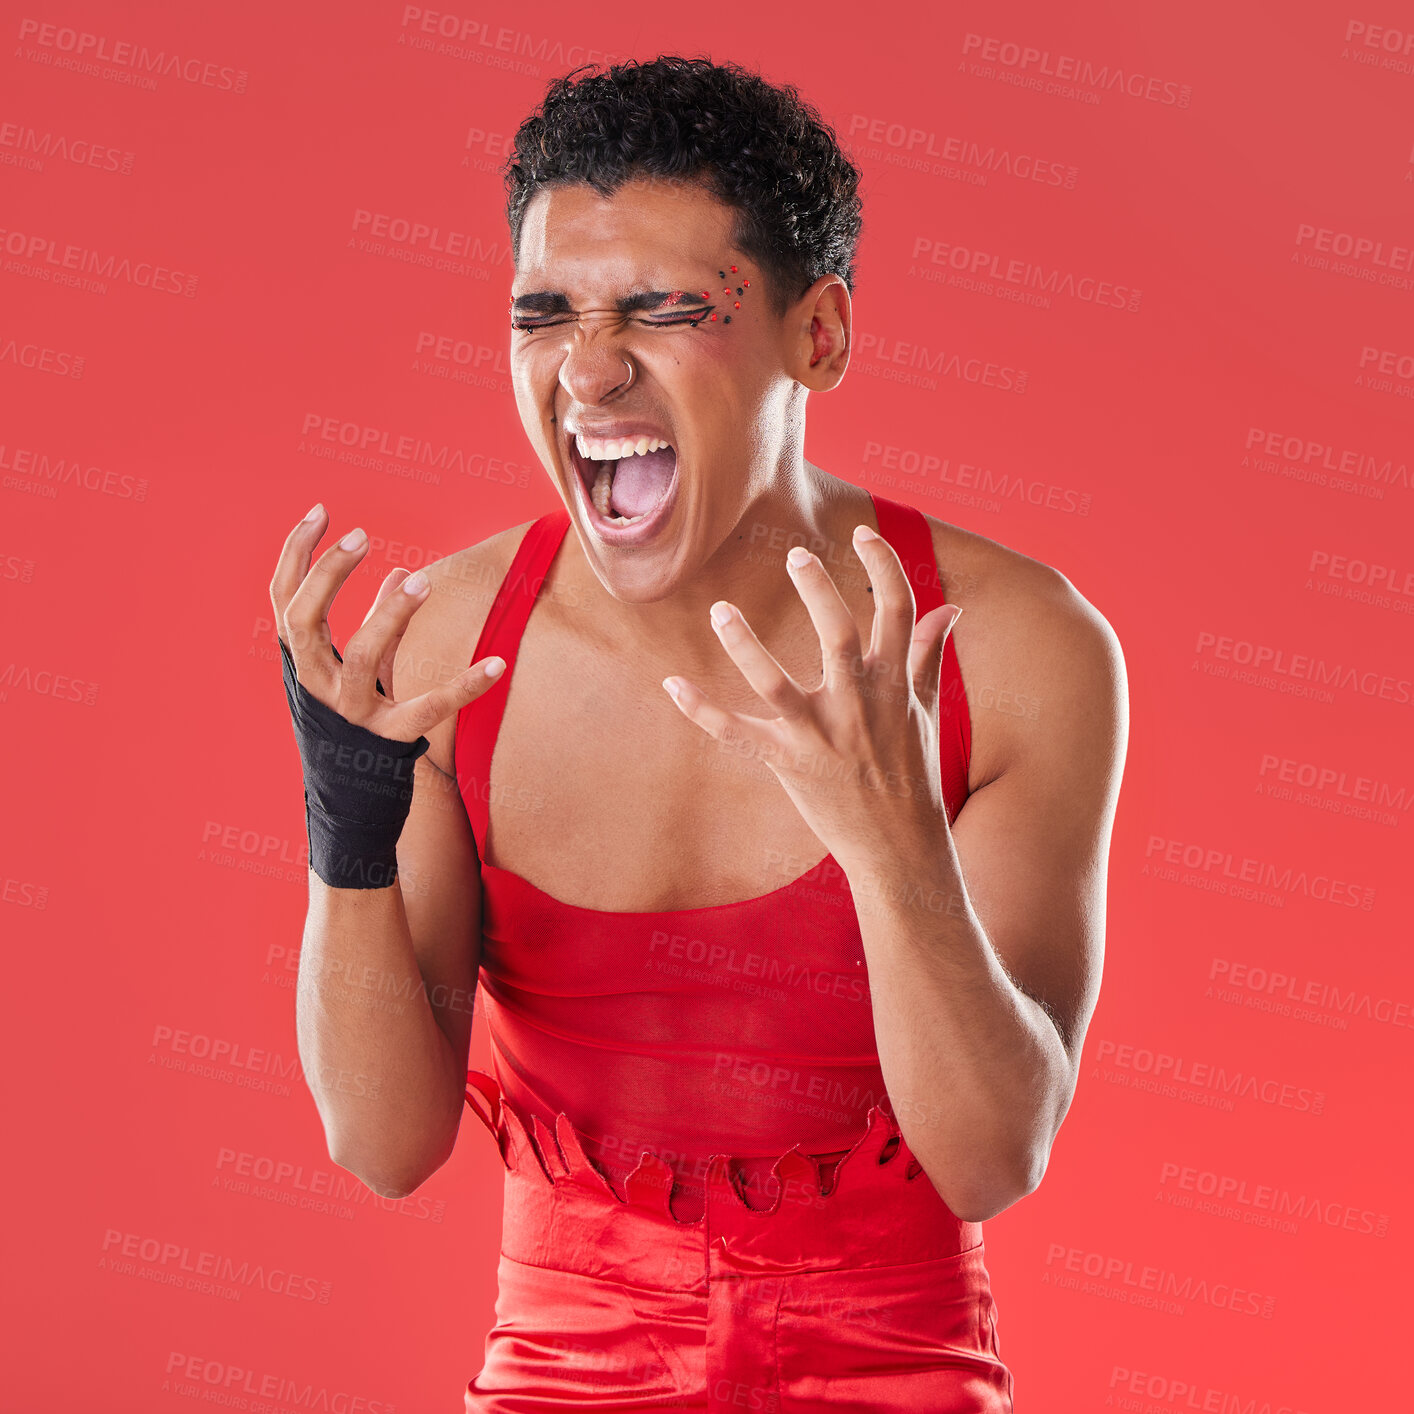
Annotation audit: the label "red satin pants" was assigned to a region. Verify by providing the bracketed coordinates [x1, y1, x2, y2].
[463, 1087, 1015, 1412]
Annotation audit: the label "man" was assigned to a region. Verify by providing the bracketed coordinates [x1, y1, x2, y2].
[271, 55, 1126, 1411]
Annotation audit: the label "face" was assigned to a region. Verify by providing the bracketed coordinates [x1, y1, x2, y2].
[509, 174, 808, 601]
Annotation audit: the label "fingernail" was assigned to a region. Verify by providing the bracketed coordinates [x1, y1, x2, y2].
[340, 527, 367, 551]
[402, 570, 428, 595]
[853, 523, 879, 541]
[662, 677, 681, 700]
[710, 602, 732, 627]
[484, 657, 506, 678]
[304, 502, 324, 522]
[786, 546, 811, 568]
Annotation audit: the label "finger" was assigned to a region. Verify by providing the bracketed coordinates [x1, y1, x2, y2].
[851, 525, 916, 690]
[783, 544, 862, 692]
[706, 601, 809, 721]
[362, 567, 412, 629]
[661, 674, 778, 758]
[369, 569, 415, 701]
[390, 654, 508, 738]
[284, 524, 371, 692]
[341, 565, 426, 707]
[910, 604, 962, 718]
[269, 502, 328, 645]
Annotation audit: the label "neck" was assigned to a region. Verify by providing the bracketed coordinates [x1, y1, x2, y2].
[564, 464, 880, 686]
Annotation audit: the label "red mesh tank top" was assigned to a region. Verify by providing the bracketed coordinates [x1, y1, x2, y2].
[454, 490, 971, 1224]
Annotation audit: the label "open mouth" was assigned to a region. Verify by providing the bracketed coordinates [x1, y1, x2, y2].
[568, 431, 679, 529]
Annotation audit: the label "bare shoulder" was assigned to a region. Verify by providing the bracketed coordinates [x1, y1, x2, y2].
[921, 513, 1128, 790]
[391, 518, 540, 778]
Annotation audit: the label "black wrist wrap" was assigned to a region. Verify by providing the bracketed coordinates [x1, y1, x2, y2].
[279, 635, 430, 890]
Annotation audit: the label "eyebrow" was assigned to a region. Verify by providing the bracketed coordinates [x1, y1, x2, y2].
[510, 289, 710, 315]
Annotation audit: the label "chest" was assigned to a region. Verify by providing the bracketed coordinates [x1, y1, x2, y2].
[483, 616, 843, 913]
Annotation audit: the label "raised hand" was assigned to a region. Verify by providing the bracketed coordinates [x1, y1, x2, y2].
[660, 523, 961, 875]
[269, 504, 504, 743]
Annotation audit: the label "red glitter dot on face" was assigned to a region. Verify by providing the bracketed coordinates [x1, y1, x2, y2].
[743, 278, 750, 286]
[710, 313, 717, 320]
[730, 264, 738, 273]
[701, 291, 710, 299]
[734, 301, 740, 308]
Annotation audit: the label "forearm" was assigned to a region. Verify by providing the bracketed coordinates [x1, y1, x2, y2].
[296, 878, 464, 1197]
[845, 832, 1071, 1222]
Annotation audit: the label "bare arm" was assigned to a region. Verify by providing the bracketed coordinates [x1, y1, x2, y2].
[270, 508, 502, 1199]
[296, 750, 482, 1199]
[662, 529, 1127, 1224]
[854, 567, 1127, 1221]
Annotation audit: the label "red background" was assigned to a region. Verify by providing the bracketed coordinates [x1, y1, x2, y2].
[3, 2, 1410, 1409]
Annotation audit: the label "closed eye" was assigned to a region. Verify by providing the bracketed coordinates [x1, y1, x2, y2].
[511, 310, 714, 331]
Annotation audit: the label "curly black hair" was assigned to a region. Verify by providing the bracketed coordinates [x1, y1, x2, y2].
[502, 55, 863, 317]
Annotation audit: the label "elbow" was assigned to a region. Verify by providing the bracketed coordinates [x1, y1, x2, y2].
[361, 1173, 417, 1201]
[329, 1135, 451, 1202]
[334, 1152, 429, 1201]
[947, 1189, 1023, 1225]
[363, 1160, 423, 1200]
[322, 1105, 461, 1202]
[942, 1151, 1048, 1224]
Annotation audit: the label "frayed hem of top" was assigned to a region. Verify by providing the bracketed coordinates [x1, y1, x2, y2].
[463, 1067, 929, 1228]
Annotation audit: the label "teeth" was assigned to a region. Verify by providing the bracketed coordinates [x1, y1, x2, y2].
[591, 464, 612, 517]
[575, 432, 673, 527]
[576, 433, 672, 461]
[590, 464, 649, 525]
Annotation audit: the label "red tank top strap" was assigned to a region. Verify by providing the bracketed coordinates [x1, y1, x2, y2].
[868, 491, 973, 822]
[454, 497, 970, 853]
[454, 510, 571, 856]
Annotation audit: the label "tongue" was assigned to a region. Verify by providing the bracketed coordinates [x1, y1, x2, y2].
[609, 447, 676, 518]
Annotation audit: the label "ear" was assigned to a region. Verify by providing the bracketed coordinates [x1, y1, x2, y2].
[787, 275, 852, 392]
[909, 604, 962, 720]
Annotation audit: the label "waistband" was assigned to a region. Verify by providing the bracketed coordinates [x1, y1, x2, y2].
[465, 1068, 983, 1291]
